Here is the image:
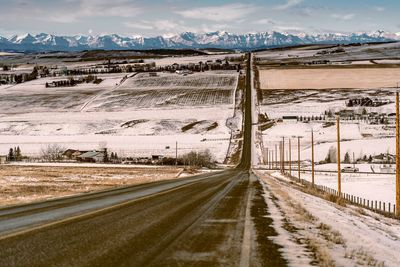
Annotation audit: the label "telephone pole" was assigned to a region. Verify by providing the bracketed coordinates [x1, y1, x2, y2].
[275, 144, 278, 170]
[175, 141, 178, 166]
[311, 129, 315, 187]
[282, 137, 285, 173]
[337, 117, 341, 197]
[280, 141, 283, 173]
[297, 136, 301, 182]
[289, 138, 292, 176]
[396, 92, 400, 216]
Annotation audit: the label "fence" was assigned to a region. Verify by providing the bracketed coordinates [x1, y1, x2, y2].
[274, 170, 400, 220]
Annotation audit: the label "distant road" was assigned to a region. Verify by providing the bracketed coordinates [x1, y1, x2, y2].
[0, 54, 287, 267]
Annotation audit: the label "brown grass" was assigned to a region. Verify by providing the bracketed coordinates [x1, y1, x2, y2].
[259, 68, 400, 90]
[0, 165, 181, 206]
[345, 248, 386, 267]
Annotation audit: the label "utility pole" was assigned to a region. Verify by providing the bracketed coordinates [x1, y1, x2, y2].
[266, 147, 269, 167]
[275, 144, 278, 170]
[289, 138, 292, 176]
[175, 141, 178, 166]
[271, 150, 273, 170]
[396, 92, 400, 216]
[279, 141, 283, 173]
[311, 129, 315, 187]
[297, 137, 301, 182]
[337, 117, 341, 197]
[282, 137, 285, 173]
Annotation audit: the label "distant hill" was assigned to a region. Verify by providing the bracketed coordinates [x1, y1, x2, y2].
[0, 31, 399, 52]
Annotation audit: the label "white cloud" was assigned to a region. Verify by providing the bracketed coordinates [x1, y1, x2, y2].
[125, 20, 196, 33]
[331, 13, 355, 21]
[78, 0, 141, 18]
[5, 0, 143, 24]
[373, 6, 386, 12]
[125, 19, 232, 35]
[273, 0, 303, 11]
[253, 19, 277, 25]
[176, 3, 256, 22]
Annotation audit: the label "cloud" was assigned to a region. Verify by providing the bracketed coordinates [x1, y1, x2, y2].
[373, 6, 386, 12]
[253, 19, 277, 25]
[78, 0, 142, 18]
[124, 19, 232, 35]
[331, 13, 355, 21]
[125, 20, 195, 33]
[176, 3, 256, 22]
[273, 0, 303, 11]
[1, 0, 142, 24]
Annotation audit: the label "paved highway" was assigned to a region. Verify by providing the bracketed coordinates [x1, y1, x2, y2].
[0, 54, 287, 267]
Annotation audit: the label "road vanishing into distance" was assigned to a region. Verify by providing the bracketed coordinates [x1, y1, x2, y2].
[0, 54, 287, 267]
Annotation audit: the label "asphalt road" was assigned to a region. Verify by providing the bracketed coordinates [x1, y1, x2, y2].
[0, 54, 287, 267]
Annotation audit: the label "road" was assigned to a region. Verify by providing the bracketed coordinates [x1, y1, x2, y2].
[0, 54, 287, 267]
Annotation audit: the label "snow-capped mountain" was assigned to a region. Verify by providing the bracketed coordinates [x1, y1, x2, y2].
[0, 31, 398, 52]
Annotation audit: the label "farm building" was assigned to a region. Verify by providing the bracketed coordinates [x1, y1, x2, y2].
[282, 116, 298, 123]
[62, 149, 88, 160]
[78, 151, 105, 163]
[371, 153, 395, 164]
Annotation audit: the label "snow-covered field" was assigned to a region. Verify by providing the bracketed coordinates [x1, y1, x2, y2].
[147, 53, 242, 67]
[257, 171, 400, 267]
[268, 169, 396, 205]
[260, 88, 397, 162]
[259, 87, 398, 209]
[85, 72, 238, 111]
[260, 88, 396, 118]
[0, 69, 239, 162]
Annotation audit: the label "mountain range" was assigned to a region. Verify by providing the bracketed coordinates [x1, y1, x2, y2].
[1, 31, 399, 52]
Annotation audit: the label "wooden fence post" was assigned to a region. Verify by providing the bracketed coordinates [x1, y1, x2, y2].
[396, 92, 400, 216]
[337, 116, 341, 197]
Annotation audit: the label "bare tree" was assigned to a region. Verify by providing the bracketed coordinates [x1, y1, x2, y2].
[181, 150, 215, 168]
[40, 144, 66, 162]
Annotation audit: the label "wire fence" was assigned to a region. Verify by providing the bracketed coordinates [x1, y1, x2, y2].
[275, 170, 400, 220]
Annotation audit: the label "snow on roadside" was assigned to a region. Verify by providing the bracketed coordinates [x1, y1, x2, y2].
[256, 170, 400, 267]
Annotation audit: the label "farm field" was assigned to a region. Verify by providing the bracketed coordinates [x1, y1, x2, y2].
[86, 72, 238, 111]
[265, 169, 396, 205]
[257, 83, 398, 210]
[259, 87, 397, 162]
[0, 69, 239, 163]
[0, 165, 182, 206]
[260, 88, 396, 118]
[148, 53, 242, 66]
[255, 42, 400, 64]
[258, 68, 400, 90]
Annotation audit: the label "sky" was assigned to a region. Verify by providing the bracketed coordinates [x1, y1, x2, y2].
[0, 0, 399, 37]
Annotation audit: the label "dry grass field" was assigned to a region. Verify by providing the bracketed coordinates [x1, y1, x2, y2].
[259, 68, 400, 90]
[0, 165, 182, 206]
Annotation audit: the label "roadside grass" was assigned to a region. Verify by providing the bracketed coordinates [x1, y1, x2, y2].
[0, 165, 181, 206]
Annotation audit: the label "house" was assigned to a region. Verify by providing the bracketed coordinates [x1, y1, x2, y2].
[78, 151, 104, 163]
[0, 155, 7, 164]
[151, 155, 164, 164]
[387, 113, 396, 125]
[62, 149, 88, 160]
[371, 153, 395, 164]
